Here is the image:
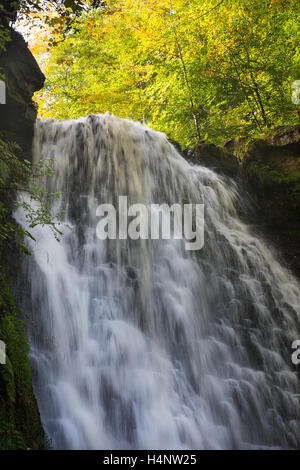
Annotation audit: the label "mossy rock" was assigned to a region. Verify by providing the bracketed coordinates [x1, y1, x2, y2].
[0, 422, 26, 450]
[0, 274, 44, 450]
[188, 125, 300, 275]
[188, 141, 240, 176]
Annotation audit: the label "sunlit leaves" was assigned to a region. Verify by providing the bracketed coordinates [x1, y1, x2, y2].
[32, 0, 300, 145]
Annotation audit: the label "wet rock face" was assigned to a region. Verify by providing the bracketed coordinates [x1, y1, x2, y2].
[187, 126, 300, 276]
[0, 28, 45, 159]
[185, 141, 240, 177]
[238, 127, 300, 276]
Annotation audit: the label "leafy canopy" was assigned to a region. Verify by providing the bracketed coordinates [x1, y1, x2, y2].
[22, 0, 300, 145]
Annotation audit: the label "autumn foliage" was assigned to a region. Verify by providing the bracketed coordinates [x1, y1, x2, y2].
[29, 0, 300, 145]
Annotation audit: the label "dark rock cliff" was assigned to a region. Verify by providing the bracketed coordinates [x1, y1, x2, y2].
[187, 126, 300, 276]
[0, 27, 45, 159]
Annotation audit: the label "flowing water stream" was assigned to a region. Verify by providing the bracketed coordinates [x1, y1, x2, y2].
[16, 113, 300, 449]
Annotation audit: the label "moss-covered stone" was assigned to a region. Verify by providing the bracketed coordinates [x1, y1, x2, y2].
[236, 127, 300, 275]
[187, 125, 300, 275]
[186, 141, 240, 177]
[0, 274, 44, 450]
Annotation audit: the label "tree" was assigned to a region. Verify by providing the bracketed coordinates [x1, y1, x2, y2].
[32, 0, 300, 146]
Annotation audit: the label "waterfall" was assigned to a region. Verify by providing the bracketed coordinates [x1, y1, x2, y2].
[15, 113, 300, 450]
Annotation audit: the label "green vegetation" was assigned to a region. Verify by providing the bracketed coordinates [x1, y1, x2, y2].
[0, 274, 44, 449]
[32, 0, 300, 146]
[0, 137, 65, 250]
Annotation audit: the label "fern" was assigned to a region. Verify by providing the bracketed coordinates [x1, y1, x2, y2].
[0, 422, 26, 450]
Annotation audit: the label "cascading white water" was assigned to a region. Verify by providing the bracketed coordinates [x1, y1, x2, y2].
[15, 113, 300, 450]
